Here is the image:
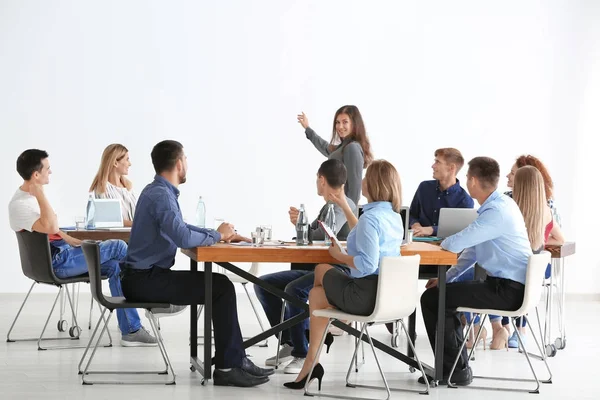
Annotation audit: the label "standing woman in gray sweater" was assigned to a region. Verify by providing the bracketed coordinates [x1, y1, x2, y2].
[297, 105, 373, 205]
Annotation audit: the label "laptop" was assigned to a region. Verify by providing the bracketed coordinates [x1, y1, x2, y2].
[93, 199, 124, 229]
[437, 208, 478, 239]
[358, 205, 410, 245]
[399, 206, 410, 245]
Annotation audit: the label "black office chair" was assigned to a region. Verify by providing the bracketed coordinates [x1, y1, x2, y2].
[78, 240, 175, 385]
[7, 231, 111, 350]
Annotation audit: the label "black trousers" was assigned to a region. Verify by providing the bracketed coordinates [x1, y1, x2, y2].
[420, 277, 525, 374]
[121, 267, 246, 369]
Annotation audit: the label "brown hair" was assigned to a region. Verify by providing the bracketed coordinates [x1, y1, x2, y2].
[329, 105, 373, 168]
[365, 160, 402, 212]
[513, 166, 546, 250]
[467, 157, 500, 190]
[435, 148, 465, 172]
[515, 155, 553, 200]
[89, 144, 132, 194]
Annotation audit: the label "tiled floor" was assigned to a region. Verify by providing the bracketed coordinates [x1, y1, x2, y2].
[0, 292, 594, 399]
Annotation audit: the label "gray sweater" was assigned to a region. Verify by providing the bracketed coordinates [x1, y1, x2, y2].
[309, 196, 357, 241]
[305, 127, 365, 205]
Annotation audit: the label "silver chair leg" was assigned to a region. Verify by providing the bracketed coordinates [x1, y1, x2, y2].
[7, 283, 88, 350]
[306, 319, 428, 400]
[6, 282, 36, 342]
[243, 283, 268, 347]
[345, 321, 429, 397]
[275, 301, 286, 369]
[448, 313, 552, 393]
[88, 296, 94, 330]
[353, 321, 365, 372]
[80, 308, 175, 385]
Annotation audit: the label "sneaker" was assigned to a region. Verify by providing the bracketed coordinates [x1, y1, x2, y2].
[146, 305, 188, 320]
[283, 357, 305, 374]
[265, 343, 294, 366]
[120, 327, 158, 347]
[508, 330, 526, 349]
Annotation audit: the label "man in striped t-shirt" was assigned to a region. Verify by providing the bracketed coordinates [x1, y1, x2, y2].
[8, 149, 156, 347]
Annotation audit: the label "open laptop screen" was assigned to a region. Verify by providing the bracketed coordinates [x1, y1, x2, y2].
[93, 199, 124, 228]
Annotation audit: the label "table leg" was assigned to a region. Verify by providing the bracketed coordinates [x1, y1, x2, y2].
[204, 261, 213, 381]
[434, 266, 447, 383]
[190, 259, 204, 377]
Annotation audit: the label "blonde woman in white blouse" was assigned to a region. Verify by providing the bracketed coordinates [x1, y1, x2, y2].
[90, 144, 137, 227]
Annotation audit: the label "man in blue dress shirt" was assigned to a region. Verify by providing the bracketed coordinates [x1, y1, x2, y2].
[409, 148, 474, 237]
[419, 157, 532, 386]
[120, 140, 272, 387]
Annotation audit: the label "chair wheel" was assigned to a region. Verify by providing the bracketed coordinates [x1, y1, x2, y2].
[555, 337, 566, 350]
[69, 326, 82, 338]
[391, 333, 399, 348]
[190, 365, 196, 372]
[57, 320, 68, 332]
[409, 366, 416, 373]
[545, 344, 557, 357]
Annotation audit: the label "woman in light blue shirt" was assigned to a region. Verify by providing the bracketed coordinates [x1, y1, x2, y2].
[284, 160, 404, 390]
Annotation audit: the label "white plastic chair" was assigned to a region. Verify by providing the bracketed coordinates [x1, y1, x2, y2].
[197, 262, 268, 346]
[448, 252, 553, 394]
[305, 255, 429, 399]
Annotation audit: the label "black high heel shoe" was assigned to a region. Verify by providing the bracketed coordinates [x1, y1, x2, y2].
[283, 363, 325, 390]
[305, 329, 335, 353]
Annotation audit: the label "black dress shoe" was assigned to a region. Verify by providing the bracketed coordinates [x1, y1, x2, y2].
[213, 368, 269, 387]
[242, 357, 275, 377]
[417, 366, 472, 386]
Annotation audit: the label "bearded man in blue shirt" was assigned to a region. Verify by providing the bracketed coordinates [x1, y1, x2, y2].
[120, 140, 273, 388]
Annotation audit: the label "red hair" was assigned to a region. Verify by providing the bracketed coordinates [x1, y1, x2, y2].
[515, 155, 553, 200]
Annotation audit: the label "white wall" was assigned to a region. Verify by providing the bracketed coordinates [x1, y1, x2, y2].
[0, 1, 598, 293]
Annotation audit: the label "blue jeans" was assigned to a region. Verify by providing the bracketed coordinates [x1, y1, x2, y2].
[52, 239, 142, 335]
[254, 270, 314, 358]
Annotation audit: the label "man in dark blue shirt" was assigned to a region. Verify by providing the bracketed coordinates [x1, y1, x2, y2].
[409, 148, 474, 237]
[120, 140, 272, 387]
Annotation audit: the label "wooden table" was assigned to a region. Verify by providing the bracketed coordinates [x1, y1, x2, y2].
[181, 242, 457, 385]
[65, 229, 131, 242]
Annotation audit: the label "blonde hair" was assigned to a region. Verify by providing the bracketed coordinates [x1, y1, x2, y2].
[513, 166, 546, 250]
[89, 144, 132, 194]
[365, 160, 402, 212]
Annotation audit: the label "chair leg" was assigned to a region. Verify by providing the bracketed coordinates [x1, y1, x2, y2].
[97, 302, 113, 346]
[88, 295, 93, 330]
[6, 282, 36, 342]
[147, 311, 176, 383]
[275, 301, 286, 369]
[521, 315, 552, 384]
[7, 284, 88, 350]
[400, 319, 429, 395]
[353, 321, 366, 372]
[307, 320, 425, 400]
[37, 285, 89, 350]
[346, 322, 427, 397]
[80, 308, 175, 385]
[243, 283, 268, 347]
[449, 313, 552, 393]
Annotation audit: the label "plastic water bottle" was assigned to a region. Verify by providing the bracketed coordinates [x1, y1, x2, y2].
[296, 204, 309, 246]
[85, 194, 96, 230]
[196, 196, 206, 228]
[322, 203, 336, 246]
